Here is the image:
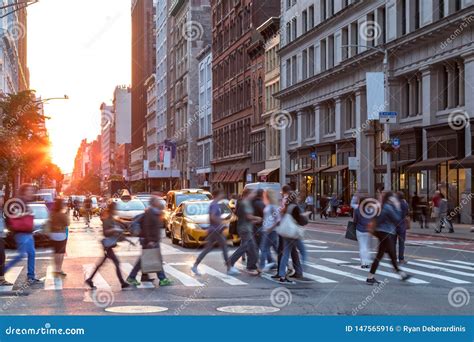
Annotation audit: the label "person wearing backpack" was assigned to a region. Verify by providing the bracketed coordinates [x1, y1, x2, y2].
[276, 191, 309, 283]
[126, 196, 172, 287]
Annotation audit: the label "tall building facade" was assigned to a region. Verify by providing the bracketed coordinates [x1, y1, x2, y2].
[196, 45, 213, 188]
[167, 0, 212, 188]
[277, 0, 474, 223]
[113, 85, 132, 145]
[210, 0, 280, 195]
[131, 0, 156, 150]
[100, 103, 115, 182]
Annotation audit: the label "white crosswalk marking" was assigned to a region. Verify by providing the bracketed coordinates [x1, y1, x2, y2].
[406, 261, 474, 277]
[324, 258, 428, 284]
[298, 272, 338, 283]
[83, 264, 111, 289]
[163, 264, 204, 287]
[44, 265, 63, 291]
[305, 244, 328, 249]
[353, 259, 471, 284]
[446, 260, 474, 268]
[305, 262, 367, 281]
[198, 264, 247, 285]
[0, 267, 23, 292]
[119, 263, 155, 288]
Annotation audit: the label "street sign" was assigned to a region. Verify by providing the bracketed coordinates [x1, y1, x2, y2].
[392, 138, 401, 148]
[246, 173, 253, 183]
[348, 157, 359, 170]
[310, 151, 317, 160]
[379, 111, 397, 124]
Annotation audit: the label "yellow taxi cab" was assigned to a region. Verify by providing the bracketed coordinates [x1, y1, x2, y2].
[164, 189, 212, 237]
[169, 200, 238, 248]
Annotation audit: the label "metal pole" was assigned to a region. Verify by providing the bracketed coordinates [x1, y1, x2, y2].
[383, 50, 392, 191]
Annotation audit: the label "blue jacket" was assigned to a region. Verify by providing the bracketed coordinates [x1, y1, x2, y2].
[353, 208, 372, 233]
[375, 202, 401, 235]
[396, 200, 409, 232]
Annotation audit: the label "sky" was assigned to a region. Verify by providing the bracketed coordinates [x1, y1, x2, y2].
[28, 0, 131, 173]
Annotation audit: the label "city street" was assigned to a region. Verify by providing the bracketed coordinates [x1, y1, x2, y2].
[1, 216, 472, 316]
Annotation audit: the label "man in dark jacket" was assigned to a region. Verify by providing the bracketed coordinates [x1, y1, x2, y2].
[127, 196, 172, 287]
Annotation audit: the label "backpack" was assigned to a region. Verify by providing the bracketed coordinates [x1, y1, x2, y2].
[130, 213, 145, 237]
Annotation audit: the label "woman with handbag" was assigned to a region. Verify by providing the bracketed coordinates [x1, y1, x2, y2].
[47, 198, 69, 278]
[366, 192, 411, 285]
[353, 196, 373, 269]
[85, 202, 130, 290]
[276, 192, 309, 284]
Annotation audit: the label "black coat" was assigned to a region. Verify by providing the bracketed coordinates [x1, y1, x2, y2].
[141, 209, 162, 245]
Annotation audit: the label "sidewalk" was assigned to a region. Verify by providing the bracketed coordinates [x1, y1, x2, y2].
[309, 216, 474, 241]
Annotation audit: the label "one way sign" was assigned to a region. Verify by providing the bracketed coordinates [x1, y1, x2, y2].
[379, 111, 397, 124]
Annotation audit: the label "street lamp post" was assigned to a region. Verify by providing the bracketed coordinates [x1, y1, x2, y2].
[341, 45, 391, 191]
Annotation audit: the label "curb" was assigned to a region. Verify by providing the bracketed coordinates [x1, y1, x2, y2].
[308, 221, 474, 242]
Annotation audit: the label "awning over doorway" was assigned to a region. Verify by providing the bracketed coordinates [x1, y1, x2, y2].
[406, 157, 454, 172]
[450, 155, 474, 169]
[222, 169, 246, 183]
[322, 165, 348, 174]
[287, 167, 311, 176]
[373, 160, 416, 173]
[302, 166, 331, 175]
[212, 171, 228, 183]
[257, 167, 279, 177]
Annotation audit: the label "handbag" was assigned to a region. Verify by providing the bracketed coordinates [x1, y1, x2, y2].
[141, 247, 163, 273]
[345, 221, 358, 241]
[276, 213, 304, 239]
[101, 236, 118, 248]
[7, 215, 34, 233]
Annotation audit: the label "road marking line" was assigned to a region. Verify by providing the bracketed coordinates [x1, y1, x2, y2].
[305, 245, 328, 249]
[447, 260, 474, 267]
[198, 264, 247, 285]
[306, 240, 328, 244]
[162, 264, 204, 287]
[406, 261, 474, 277]
[307, 250, 360, 253]
[324, 258, 428, 284]
[305, 262, 366, 281]
[352, 259, 471, 284]
[119, 263, 155, 289]
[83, 264, 111, 289]
[0, 267, 23, 292]
[44, 265, 63, 291]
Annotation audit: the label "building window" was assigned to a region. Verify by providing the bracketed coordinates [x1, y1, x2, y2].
[308, 46, 315, 76]
[290, 112, 297, 142]
[308, 5, 314, 29]
[305, 110, 315, 138]
[302, 10, 308, 34]
[302, 49, 308, 79]
[324, 101, 336, 135]
[345, 94, 356, 130]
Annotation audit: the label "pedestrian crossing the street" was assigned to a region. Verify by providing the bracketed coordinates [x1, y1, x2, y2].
[1, 256, 472, 294]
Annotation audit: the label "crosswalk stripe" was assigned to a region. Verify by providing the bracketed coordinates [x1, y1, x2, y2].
[352, 259, 471, 284]
[307, 250, 360, 253]
[198, 264, 247, 285]
[305, 245, 328, 249]
[324, 258, 428, 284]
[83, 264, 111, 289]
[447, 260, 474, 268]
[44, 265, 63, 291]
[306, 240, 328, 244]
[0, 267, 23, 292]
[406, 261, 474, 277]
[162, 264, 204, 287]
[305, 262, 367, 281]
[298, 272, 338, 283]
[119, 263, 155, 289]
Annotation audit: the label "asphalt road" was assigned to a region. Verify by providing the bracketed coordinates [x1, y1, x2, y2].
[0, 216, 473, 316]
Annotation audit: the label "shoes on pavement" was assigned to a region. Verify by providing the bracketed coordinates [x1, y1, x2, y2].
[85, 279, 96, 289]
[121, 283, 132, 290]
[289, 274, 304, 279]
[159, 278, 173, 286]
[278, 277, 295, 284]
[246, 269, 260, 276]
[400, 272, 411, 282]
[366, 278, 381, 285]
[271, 274, 280, 279]
[27, 278, 43, 285]
[0, 279, 13, 286]
[191, 265, 202, 276]
[361, 265, 370, 269]
[127, 277, 141, 286]
[227, 267, 240, 276]
[398, 260, 408, 265]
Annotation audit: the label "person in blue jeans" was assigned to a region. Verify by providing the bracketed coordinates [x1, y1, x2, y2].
[4, 184, 41, 284]
[258, 189, 280, 272]
[395, 192, 409, 264]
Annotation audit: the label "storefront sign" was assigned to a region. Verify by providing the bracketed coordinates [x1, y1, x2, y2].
[310, 151, 317, 160]
[348, 157, 359, 170]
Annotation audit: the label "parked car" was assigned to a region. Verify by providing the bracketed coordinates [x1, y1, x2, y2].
[168, 200, 238, 248]
[5, 202, 50, 249]
[33, 193, 54, 210]
[164, 189, 212, 237]
[108, 196, 146, 233]
[243, 182, 282, 200]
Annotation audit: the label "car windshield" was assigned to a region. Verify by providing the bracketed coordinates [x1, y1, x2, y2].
[35, 194, 53, 202]
[176, 194, 211, 206]
[116, 200, 145, 211]
[184, 202, 231, 216]
[30, 205, 49, 219]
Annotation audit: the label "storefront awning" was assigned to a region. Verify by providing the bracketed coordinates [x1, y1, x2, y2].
[212, 171, 227, 183]
[406, 157, 454, 172]
[228, 169, 245, 183]
[322, 165, 348, 173]
[287, 167, 311, 176]
[450, 155, 474, 169]
[257, 167, 279, 177]
[302, 166, 331, 175]
[373, 160, 416, 173]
